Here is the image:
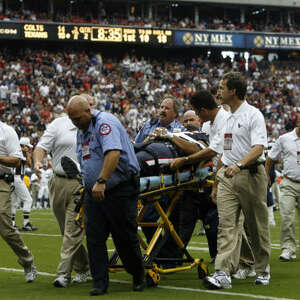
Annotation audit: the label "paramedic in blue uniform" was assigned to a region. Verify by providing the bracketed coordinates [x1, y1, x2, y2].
[135, 94, 185, 143]
[67, 96, 145, 296]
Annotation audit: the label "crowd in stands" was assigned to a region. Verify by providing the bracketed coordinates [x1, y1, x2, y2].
[1, 6, 300, 34]
[0, 47, 299, 146]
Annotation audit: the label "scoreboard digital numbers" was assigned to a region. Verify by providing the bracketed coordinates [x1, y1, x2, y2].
[0, 21, 173, 46]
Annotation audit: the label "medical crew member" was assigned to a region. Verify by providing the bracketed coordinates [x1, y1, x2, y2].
[34, 113, 89, 288]
[67, 95, 145, 296]
[265, 113, 300, 261]
[173, 91, 255, 276]
[204, 72, 270, 289]
[168, 108, 218, 263]
[0, 120, 37, 282]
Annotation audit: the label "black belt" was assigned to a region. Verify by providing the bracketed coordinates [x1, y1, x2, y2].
[224, 162, 264, 169]
[0, 173, 11, 179]
[54, 173, 71, 179]
[284, 176, 300, 184]
[0, 173, 14, 183]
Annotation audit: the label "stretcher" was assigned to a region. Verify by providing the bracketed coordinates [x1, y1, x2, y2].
[61, 156, 213, 287]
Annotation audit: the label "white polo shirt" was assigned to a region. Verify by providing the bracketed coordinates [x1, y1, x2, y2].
[207, 107, 230, 155]
[268, 129, 300, 181]
[37, 116, 78, 175]
[202, 107, 230, 168]
[221, 101, 267, 166]
[0, 121, 23, 175]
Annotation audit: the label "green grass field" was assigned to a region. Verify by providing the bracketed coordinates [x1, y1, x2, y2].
[0, 209, 299, 300]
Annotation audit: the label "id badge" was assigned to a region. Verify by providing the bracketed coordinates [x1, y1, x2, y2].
[297, 151, 300, 165]
[224, 133, 233, 150]
[82, 141, 91, 160]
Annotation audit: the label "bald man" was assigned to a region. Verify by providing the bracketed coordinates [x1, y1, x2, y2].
[33, 95, 89, 288]
[183, 110, 201, 131]
[168, 109, 219, 263]
[81, 93, 98, 109]
[67, 96, 145, 296]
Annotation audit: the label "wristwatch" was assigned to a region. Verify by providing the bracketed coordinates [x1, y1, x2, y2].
[96, 177, 106, 184]
[185, 156, 190, 163]
[236, 162, 244, 169]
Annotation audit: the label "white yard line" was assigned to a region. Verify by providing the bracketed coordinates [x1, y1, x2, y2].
[20, 232, 62, 237]
[0, 267, 297, 300]
[187, 246, 209, 251]
[30, 218, 56, 221]
[19, 232, 112, 241]
[17, 233, 282, 251]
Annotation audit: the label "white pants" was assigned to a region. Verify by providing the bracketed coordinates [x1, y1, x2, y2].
[38, 185, 49, 199]
[279, 177, 300, 253]
[11, 175, 33, 214]
[271, 182, 280, 204]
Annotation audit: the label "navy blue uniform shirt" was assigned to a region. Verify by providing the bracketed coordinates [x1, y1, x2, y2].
[77, 110, 140, 190]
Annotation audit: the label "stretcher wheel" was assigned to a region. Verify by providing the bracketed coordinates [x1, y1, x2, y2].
[197, 259, 208, 279]
[146, 270, 160, 287]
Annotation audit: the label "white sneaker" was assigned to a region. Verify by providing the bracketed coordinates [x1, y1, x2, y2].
[269, 220, 276, 227]
[24, 264, 37, 283]
[204, 271, 232, 289]
[279, 249, 296, 261]
[53, 276, 69, 288]
[254, 274, 270, 285]
[232, 268, 256, 279]
[72, 271, 89, 283]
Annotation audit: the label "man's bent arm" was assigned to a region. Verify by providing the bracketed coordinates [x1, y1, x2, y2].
[0, 156, 21, 168]
[98, 150, 121, 180]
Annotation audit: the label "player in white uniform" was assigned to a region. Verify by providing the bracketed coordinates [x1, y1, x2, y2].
[11, 137, 37, 230]
[37, 164, 53, 209]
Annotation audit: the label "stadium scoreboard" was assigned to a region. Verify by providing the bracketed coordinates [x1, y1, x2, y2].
[0, 21, 173, 46]
[3, 21, 300, 50]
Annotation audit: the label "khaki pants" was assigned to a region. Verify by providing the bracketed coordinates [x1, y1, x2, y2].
[0, 179, 33, 267]
[31, 184, 39, 208]
[229, 213, 255, 274]
[279, 177, 300, 253]
[215, 165, 270, 276]
[49, 175, 89, 278]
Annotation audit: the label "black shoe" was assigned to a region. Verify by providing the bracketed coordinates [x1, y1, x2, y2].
[209, 257, 216, 264]
[133, 278, 146, 292]
[21, 222, 38, 231]
[13, 224, 20, 231]
[89, 288, 107, 296]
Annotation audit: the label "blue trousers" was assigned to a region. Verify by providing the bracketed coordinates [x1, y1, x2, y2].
[84, 183, 144, 290]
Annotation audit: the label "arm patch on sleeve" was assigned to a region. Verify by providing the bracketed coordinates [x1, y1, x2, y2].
[99, 123, 111, 135]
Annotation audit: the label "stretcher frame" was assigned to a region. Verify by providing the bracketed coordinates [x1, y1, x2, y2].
[61, 155, 212, 287]
[108, 163, 213, 286]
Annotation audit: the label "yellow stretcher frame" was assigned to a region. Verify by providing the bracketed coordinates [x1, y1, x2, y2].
[108, 163, 213, 287]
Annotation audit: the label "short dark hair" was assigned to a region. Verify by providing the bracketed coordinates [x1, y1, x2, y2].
[190, 90, 218, 111]
[223, 72, 247, 100]
[210, 85, 218, 96]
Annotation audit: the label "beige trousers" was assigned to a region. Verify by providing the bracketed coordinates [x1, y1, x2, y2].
[49, 175, 89, 278]
[30, 184, 39, 208]
[229, 213, 255, 274]
[215, 165, 270, 276]
[0, 179, 33, 267]
[279, 177, 300, 253]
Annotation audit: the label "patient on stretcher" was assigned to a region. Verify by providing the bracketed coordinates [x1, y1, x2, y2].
[134, 129, 212, 192]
